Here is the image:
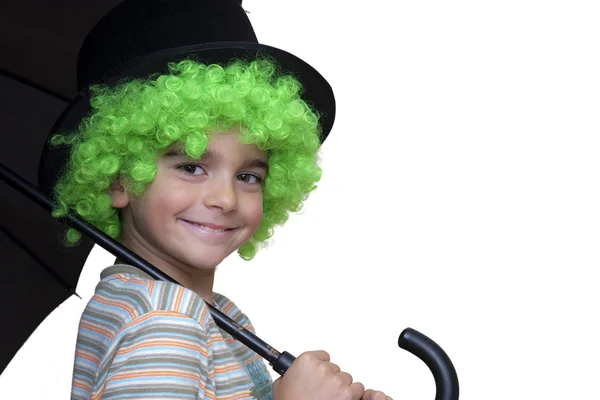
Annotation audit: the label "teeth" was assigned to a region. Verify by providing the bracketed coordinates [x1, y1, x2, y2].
[193, 223, 226, 232]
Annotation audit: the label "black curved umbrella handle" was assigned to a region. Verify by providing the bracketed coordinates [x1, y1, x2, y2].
[270, 328, 460, 400]
[398, 328, 459, 400]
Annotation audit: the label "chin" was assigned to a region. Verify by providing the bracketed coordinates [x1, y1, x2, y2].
[182, 250, 231, 270]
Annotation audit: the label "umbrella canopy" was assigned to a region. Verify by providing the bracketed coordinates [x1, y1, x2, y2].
[0, 72, 95, 375]
[0, 1, 108, 375]
[1, 2, 130, 373]
[1, 0, 124, 101]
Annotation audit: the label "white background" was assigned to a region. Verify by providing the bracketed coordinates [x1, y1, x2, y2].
[2, 0, 600, 399]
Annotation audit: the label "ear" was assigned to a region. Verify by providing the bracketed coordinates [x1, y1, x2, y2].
[107, 180, 130, 208]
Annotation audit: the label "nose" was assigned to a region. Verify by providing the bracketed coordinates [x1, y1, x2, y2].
[202, 176, 238, 212]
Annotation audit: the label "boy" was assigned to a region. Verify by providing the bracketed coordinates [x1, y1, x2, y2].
[42, 1, 392, 399]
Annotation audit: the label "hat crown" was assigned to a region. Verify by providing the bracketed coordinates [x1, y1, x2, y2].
[77, 0, 254, 91]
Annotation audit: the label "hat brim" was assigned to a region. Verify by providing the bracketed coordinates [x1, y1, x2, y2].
[38, 42, 335, 196]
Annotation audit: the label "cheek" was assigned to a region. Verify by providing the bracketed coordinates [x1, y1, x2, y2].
[134, 184, 184, 230]
[241, 193, 264, 227]
[130, 195, 161, 235]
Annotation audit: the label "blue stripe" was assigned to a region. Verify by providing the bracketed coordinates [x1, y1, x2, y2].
[111, 346, 206, 359]
[165, 283, 174, 307]
[179, 289, 187, 313]
[103, 391, 195, 400]
[72, 357, 98, 372]
[79, 325, 111, 344]
[97, 283, 148, 315]
[83, 313, 121, 332]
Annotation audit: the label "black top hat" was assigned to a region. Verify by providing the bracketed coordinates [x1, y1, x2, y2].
[38, 0, 335, 197]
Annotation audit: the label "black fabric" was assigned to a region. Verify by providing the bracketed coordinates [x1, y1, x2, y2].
[0, 74, 95, 375]
[76, 0, 254, 91]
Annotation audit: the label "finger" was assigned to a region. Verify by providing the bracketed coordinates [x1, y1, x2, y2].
[299, 350, 330, 364]
[349, 381, 366, 400]
[327, 361, 341, 374]
[336, 371, 354, 386]
[310, 350, 331, 362]
[362, 389, 387, 400]
[362, 389, 374, 399]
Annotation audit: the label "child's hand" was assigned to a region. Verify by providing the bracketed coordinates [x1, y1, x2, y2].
[272, 350, 365, 400]
[362, 389, 393, 400]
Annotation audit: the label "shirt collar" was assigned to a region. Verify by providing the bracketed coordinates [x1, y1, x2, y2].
[100, 264, 154, 280]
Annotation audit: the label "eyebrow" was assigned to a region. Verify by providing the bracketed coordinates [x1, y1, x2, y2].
[163, 147, 268, 171]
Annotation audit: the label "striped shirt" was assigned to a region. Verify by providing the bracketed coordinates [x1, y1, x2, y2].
[70, 264, 273, 400]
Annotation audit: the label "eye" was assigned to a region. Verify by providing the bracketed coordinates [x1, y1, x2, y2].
[177, 164, 206, 176]
[238, 173, 263, 185]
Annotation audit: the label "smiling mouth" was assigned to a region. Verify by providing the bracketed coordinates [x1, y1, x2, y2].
[181, 220, 236, 233]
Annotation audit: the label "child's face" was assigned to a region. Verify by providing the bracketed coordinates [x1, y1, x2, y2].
[110, 129, 267, 271]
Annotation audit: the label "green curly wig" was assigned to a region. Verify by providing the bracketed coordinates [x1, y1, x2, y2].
[48, 56, 323, 260]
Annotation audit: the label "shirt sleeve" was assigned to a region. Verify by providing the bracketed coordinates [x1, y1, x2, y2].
[91, 310, 215, 400]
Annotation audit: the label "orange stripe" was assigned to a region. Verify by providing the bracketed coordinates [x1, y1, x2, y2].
[75, 350, 100, 364]
[200, 303, 208, 322]
[80, 321, 112, 338]
[91, 386, 105, 400]
[114, 340, 209, 358]
[147, 279, 155, 296]
[214, 364, 243, 374]
[94, 296, 136, 319]
[174, 287, 183, 310]
[222, 302, 234, 313]
[107, 370, 201, 381]
[221, 391, 253, 400]
[115, 275, 146, 285]
[244, 353, 261, 364]
[120, 310, 185, 329]
[72, 381, 91, 390]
